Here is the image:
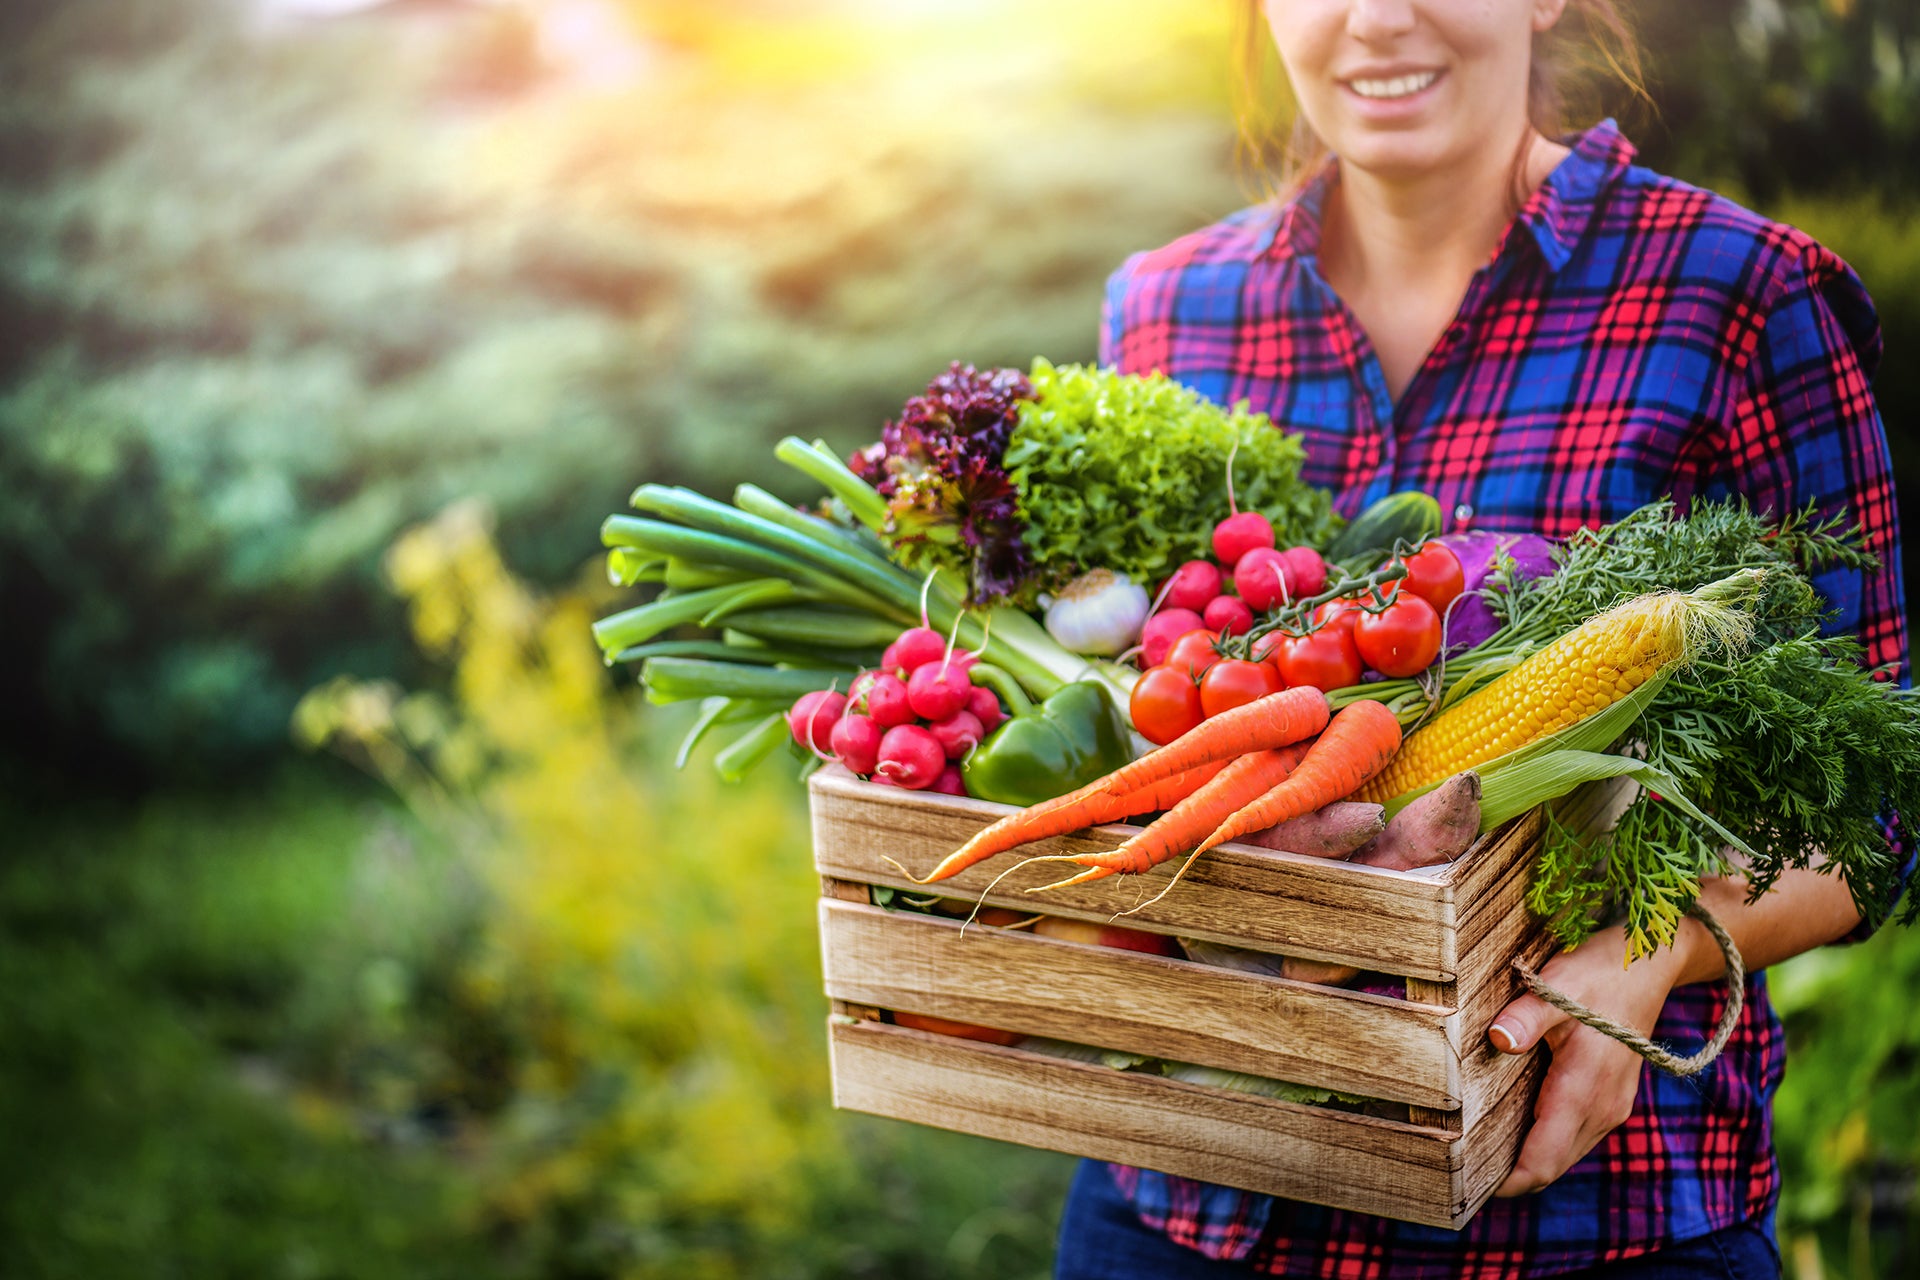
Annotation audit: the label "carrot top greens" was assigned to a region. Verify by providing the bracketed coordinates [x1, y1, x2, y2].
[1493, 501, 1918, 956]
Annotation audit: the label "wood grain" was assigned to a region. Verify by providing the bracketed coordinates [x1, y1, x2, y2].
[811, 767, 1459, 981]
[829, 1017, 1474, 1228]
[820, 899, 1461, 1110]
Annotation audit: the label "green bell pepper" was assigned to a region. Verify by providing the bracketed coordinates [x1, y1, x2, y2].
[962, 664, 1133, 808]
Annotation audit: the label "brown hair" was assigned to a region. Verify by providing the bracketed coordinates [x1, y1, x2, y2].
[1230, 1, 1652, 203]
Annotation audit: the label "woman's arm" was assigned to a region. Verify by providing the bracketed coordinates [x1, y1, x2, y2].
[1488, 866, 1863, 1198]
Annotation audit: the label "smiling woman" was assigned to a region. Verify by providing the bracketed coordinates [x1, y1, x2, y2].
[1064, 1, 1908, 1278]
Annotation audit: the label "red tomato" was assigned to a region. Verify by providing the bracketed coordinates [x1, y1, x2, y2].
[1272, 629, 1364, 692]
[1130, 665, 1205, 745]
[1312, 597, 1363, 641]
[1401, 543, 1466, 611]
[1354, 594, 1443, 677]
[1199, 659, 1282, 718]
[1163, 629, 1224, 681]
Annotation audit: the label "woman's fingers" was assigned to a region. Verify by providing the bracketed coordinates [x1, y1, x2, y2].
[1495, 1026, 1644, 1197]
[1488, 990, 1565, 1054]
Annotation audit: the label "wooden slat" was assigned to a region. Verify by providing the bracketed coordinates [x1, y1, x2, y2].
[1402, 975, 1463, 1133]
[821, 899, 1461, 1110]
[810, 767, 1458, 981]
[1451, 1049, 1546, 1226]
[830, 1018, 1466, 1229]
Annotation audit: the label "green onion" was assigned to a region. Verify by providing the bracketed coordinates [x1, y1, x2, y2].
[641, 657, 848, 705]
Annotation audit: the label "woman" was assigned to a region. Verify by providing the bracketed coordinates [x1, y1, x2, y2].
[1057, 2, 1907, 1276]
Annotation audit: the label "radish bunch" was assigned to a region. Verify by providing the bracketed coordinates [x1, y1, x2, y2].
[786, 626, 1006, 795]
[1137, 510, 1328, 669]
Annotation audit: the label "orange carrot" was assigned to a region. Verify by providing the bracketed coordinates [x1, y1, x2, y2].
[912, 759, 1233, 883]
[1090, 687, 1329, 801]
[1193, 699, 1402, 857]
[1040, 743, 1310, 889]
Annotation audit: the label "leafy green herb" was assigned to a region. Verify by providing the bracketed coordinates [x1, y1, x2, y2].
[1004, 360, 1339, 596]
[1500, 501, 1918, 956]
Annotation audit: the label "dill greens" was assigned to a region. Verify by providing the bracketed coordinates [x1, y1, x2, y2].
[1489, 501, 1916, 957]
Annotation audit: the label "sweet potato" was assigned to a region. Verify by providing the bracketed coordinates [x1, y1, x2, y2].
[1178, 937, 1361, 988]
[1349, 771, 1482, 870]
[1239, 801, 1386, 858]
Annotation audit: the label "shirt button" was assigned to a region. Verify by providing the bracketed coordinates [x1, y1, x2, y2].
[1453, 504, 1474, 528]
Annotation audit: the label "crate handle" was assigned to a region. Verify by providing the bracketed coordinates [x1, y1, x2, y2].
[1511, 903, 1743, 1077]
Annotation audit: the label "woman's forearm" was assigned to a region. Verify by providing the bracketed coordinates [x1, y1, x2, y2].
[1669, 866, 1866, 987]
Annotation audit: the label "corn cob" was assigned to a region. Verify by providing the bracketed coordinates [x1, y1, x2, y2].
[1356, 581, 1755, 803]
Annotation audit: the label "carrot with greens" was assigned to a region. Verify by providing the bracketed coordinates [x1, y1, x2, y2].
[1195, 699, 1403, 857]
[907, 758, 1234, 884]
[1091, 687, 1329, 801]
[1030, 743, 1310, 891]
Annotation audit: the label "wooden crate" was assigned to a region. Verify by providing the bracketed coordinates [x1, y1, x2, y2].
[809, 765, 1558, 1229]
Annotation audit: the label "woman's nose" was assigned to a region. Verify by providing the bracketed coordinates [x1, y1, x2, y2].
[1346, 0, 1419, 41]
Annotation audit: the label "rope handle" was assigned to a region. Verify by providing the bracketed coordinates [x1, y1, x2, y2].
[1510, 903, 1744, 1077]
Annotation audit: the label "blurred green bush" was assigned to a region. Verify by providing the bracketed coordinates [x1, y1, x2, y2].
[0, 0, 1238, 775]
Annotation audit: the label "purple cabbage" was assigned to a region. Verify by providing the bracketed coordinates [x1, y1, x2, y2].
[849, 364, 1037, 602]
[1437, 531, 1557, 653]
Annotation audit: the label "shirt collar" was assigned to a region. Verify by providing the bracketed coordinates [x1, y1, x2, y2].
[1262, 119, 1636, 273]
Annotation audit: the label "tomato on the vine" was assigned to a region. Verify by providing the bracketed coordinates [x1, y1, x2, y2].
[1199, 658, 1281, 718]
[1353, 593, 1443, 678]
[1164, 629, 1225, 681]
[1311, 597, 1363, 641]
[1131, 665, 1205, 745]
[1401, 543, 1466, 611]
[1271, 629, 1364, 693]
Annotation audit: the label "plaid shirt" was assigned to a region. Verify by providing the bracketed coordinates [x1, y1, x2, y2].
[1097, 121, 1908, 1277]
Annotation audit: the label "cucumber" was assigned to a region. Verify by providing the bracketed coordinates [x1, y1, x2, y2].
[1325, 491, 1443, 563]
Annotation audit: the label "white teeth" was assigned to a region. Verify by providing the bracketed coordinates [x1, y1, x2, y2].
[1349, 71, 1439, 99]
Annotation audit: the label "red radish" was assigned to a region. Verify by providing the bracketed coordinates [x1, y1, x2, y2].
[787, 690, 845, 753]
[966, 684, 1006, 733]
[1162, 560, 1223, 613]
[884, 626, 948, 675]
[907, 659, 971, 721]
[864, 672, 915, 728]
[1212, 511, 1275, 569]
[927, 709, 985, 760]
[848, 670, 881, 706]
[829, 712, 883, 775]
[1234, 546, 1292, 610]
[1202, 594, 1254, 636]
[1139, 608, 1205, 668]
[875, 724, 945, 790]
[931, 766, 968, 797]
[1279, 546, 1328, 598]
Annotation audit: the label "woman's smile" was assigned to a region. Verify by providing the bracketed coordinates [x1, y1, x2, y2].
[1339, 66, 1446, 114]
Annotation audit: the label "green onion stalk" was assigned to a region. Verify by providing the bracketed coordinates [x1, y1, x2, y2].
[590, 437, 1137, 778]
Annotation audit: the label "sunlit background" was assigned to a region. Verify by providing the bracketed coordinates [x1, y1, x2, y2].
[1, 2, 1915, 1277]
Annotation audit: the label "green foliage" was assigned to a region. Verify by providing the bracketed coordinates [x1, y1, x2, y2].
[1006, 360, 1340, 591]
[1630, 0, 1920, 202]
[1509, 503, 1920, 954]
[1772, 926, 1920, 1279]
[0, 776, 516, 1280]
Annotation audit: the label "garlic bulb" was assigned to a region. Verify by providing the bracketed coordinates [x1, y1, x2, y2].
[1043, 569, 1150, 657]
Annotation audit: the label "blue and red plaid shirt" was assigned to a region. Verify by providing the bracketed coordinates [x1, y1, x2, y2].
[1096, 120, 1908, 1277]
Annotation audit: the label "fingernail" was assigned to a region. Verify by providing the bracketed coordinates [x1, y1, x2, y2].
[1489, 1021, 1520, 1053]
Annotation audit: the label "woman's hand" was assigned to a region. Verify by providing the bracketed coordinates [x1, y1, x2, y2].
[1487, 923, 1691, 1198]
[1487, 867, 1865, 1198]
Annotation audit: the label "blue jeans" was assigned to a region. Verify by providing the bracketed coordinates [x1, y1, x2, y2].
[1054, 1161, 1783, 1279]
